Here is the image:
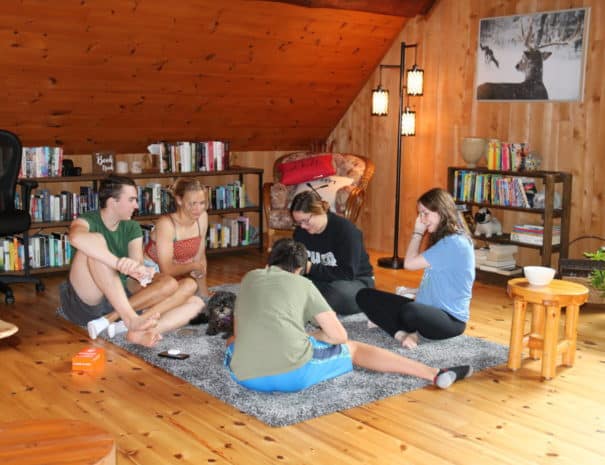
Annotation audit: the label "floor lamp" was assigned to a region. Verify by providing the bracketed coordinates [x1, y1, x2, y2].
[372, 42, 423, 269]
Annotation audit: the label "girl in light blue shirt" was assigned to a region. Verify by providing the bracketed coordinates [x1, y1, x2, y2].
[357, 188, 475, 348]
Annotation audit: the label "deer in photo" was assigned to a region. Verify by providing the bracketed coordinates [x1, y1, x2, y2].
[477, 17, 581, 100]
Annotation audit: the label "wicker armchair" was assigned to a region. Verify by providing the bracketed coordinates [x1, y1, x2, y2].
[263, 152, 374, 250]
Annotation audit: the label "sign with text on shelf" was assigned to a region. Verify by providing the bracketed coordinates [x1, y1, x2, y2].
[92, 152, 115, 174]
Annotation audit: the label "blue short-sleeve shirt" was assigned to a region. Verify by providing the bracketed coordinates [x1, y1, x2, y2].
[415, 233, 475, 322]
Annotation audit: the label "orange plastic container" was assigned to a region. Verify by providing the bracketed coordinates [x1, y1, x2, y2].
[71, 347, 105, 371]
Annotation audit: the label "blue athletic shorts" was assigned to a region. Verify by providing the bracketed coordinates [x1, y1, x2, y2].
[224, 336, 353, 393]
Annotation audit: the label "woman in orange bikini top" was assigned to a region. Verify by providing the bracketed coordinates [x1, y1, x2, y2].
[145, 217, 202, 264]
[144, 178, 209, 297]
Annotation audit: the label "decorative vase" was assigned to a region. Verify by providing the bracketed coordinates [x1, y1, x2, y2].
[461, 137, 487, 168]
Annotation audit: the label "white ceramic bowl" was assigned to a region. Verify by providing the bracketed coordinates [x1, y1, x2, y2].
[523, 266, 556, 286]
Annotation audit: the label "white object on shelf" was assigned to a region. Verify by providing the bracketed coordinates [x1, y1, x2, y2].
[481, 259, 517, 268]
[475, 248, 489, 265]
[488, 244, 519, 255]
[511, 232, 560, 246]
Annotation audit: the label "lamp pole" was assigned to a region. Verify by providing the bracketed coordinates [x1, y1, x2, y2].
[377, 41, 408, 269]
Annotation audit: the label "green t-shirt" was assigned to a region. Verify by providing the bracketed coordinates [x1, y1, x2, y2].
[77, 211, 143, 286]
[230, 266, 332, 380]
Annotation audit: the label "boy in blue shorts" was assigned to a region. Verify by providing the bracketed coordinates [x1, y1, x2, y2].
[225, 238, 472, 393]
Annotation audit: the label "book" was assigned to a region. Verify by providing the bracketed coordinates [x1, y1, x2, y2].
[486, 244, 519, 262]
[487, 249, 517, 259]
[479, 264, 523, 275]
[488, 244, 519, 254]
[481, 259, 517, 268]
[510, 232, 560, 246]
[513, 224, 560, 234]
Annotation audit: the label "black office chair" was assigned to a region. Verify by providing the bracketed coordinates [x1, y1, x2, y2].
[0, 130, 44, 304]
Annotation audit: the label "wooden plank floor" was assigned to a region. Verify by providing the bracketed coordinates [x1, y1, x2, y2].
[1, 249, 604, 465]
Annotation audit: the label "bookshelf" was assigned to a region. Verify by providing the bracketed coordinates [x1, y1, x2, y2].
[447, 167, 572, 270]
[3, 166, 263, 276]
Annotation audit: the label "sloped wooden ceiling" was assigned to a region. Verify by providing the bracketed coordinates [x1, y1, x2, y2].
[1, 0, 434, 153]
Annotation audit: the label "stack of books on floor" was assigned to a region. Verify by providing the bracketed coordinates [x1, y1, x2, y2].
[511, 224, 561, 245]
[476, 244, 522, 276]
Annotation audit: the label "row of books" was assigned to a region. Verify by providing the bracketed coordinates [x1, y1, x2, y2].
[23, 181, 250, 222]
[208, 182, 247, 210]
[19, 141, 231, 180]
[0, 233, 73, 272]
[132, 181, 247, 215]
[132, 182, 249, 216]
[486, 140, 529, 171]
[208, 217, 255, 249]
[452, 170, 535, 207]
[2, 217, 259, 271]
[150, 141, 230, 173]
[137, 184, 173, 216]
[511, 224, 561, 246]
[142, 219, 258, 251]
[27, 187, 99, 223]
[19, 146, 64, 178]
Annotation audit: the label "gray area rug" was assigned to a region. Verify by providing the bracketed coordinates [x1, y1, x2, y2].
[100, 284, 509, 427]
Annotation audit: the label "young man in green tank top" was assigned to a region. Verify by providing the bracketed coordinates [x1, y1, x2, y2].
[60, 175, 203, 347]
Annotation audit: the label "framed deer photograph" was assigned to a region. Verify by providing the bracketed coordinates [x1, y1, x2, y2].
[475, 8, 590, 102]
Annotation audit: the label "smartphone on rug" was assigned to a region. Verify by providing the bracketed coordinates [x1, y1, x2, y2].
[158, 350, 190, 360]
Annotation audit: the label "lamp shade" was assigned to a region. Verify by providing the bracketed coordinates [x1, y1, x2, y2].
[401, 107, 416, 136]
[406, 65, 424, 96]
[371, 86, 389, 116]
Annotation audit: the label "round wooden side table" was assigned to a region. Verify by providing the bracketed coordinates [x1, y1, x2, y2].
[0, 419, 116, 465]
[506, 278, 589, 379]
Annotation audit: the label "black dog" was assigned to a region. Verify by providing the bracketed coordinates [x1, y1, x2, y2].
[190, 291, 236, 339]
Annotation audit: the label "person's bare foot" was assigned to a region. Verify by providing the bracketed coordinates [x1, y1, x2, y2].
[394, 330, 408, 344]
[401, 331, 419, 349]
[126, 329, 162, 347]
[126, 312, 160, 332]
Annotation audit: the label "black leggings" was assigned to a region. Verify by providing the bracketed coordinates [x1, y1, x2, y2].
[312, 277, 374, 315]
[356, 288, 466, 340]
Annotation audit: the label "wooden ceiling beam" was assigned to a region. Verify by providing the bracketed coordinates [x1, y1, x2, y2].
[261, 0, 436, 18]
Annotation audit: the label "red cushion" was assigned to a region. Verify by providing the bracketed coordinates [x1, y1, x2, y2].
[278, 154, 335, 185]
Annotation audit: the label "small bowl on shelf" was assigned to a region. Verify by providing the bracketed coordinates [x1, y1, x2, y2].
[523, 266, 556, 286]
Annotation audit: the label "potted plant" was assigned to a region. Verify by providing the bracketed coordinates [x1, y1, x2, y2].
[584, 248, 605, 297]
[559, 246, 605, 304]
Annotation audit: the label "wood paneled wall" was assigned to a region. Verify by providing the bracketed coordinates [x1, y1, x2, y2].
[328, 0, 605, 264]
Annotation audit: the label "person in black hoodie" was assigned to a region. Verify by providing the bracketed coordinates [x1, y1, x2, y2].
[290, 191, 374, 314]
